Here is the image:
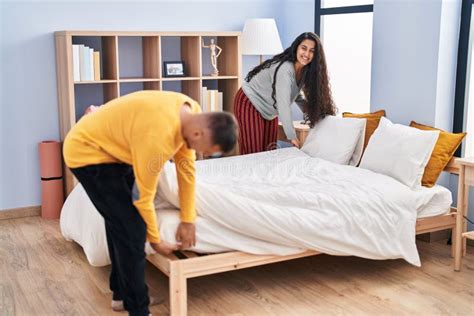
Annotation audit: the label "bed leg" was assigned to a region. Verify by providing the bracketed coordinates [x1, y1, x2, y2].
[451, 227, 456, 258]
[462, 184, 469, 257]
[454, 165, 466, 272]
[169, 261, 187, 316]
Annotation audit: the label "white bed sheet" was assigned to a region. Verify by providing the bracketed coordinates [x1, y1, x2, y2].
[60, 148, 452, 267]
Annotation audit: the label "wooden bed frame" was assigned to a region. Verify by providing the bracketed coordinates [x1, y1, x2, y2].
[146, 158, 468, 316]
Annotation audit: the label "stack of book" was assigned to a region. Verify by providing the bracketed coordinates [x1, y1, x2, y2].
[72, 45, 101, 82]
[201, 87, 223, 112]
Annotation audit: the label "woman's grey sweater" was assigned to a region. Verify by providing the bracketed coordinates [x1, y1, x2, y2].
[242, 61, 305, 140]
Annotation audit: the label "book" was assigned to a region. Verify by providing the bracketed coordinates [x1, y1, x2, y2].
[79, 45, 86, 81]
[208, 90, 216, 112]
[213, 90, 219, 112]
[201, 87, 208, 112]
[93, 51, 101, 80]
[89, 48, 94, 81]
[72, 45, 80, 82]
[218, 91, 223, 112]
[81, 46, 91, 81]
[201, 88, 224, 112]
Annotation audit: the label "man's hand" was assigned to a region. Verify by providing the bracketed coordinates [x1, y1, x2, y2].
[150, 241, 178, 256]
[175, 222, 196, 249]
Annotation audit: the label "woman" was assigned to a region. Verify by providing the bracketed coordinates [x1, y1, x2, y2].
[234, 32, 336, 154]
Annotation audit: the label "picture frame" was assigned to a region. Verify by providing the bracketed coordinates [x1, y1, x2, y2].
[163, 61, 185, 77]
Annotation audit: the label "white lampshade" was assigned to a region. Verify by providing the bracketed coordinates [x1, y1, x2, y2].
[242, 18, 283, 56]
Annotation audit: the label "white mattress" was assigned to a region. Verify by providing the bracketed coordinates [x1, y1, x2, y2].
[60, 186, 302, 267]
[60, 148, 452, 267]
[414, 184, 452, 218]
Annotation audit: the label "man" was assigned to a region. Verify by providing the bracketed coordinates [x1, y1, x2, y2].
[63, 90, 238, 316]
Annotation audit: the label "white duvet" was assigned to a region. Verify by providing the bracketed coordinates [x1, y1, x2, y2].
[60, 148, 452, 267]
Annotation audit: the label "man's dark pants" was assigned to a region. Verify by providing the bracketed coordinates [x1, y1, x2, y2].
[70, 163, 150, 316]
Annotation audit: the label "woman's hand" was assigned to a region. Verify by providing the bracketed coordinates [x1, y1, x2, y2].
[290, 138, 301, 148]
[84, 105, 100, 115]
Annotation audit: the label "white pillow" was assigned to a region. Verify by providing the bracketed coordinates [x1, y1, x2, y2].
[301, 115, 366, 165]
[359, 117, 440, 188]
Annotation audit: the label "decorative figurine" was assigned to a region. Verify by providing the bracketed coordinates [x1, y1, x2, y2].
[202, 39, 222, 76]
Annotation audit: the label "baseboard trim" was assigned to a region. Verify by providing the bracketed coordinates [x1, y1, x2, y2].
[0, 205, 41, 220]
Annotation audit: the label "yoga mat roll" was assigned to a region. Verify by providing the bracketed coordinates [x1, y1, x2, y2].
[38, 140, 64, 219]
[41, 179, 64, 219]
[39, 140, 62, 178]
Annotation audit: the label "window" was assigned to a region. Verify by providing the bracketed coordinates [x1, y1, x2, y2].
[464, 4, 474, 156]
[454, 0, 473, 156]
[315, 1, 373, 114]
[322, 0, 373, 9]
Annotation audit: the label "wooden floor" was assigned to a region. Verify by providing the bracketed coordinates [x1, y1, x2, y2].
[0, 216, 473, 315]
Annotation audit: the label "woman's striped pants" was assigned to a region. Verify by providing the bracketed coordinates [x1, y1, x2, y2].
[233, 88, 279, 155]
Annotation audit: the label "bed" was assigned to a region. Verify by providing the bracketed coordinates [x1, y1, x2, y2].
[60, 147, 463, 316]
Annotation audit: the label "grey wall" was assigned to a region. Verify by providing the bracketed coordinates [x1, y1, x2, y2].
[280, 0, 315, 121]
[371, 0, 444, 126]
[371, 0, 471, 230]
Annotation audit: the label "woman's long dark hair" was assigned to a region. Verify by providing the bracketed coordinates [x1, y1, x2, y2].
[245, 32, 336, 127]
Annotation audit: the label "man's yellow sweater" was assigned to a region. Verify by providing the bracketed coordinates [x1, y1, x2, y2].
[63, 90, 201, 243]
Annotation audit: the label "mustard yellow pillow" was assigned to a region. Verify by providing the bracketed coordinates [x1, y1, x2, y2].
[342, 110, 386, 149]
[410, 121, 466, 187]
